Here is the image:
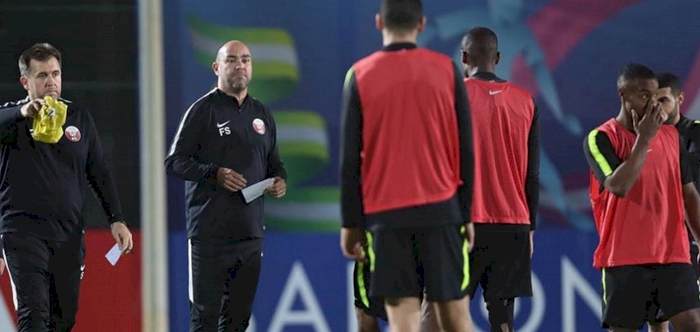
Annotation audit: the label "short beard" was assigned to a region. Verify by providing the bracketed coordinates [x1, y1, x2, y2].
[665, 105, 679, 125]
[228, 77, 248, 93]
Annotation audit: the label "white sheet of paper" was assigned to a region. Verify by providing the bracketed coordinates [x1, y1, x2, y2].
[105, 243, 123, 266]
[241, 178, 275, 203]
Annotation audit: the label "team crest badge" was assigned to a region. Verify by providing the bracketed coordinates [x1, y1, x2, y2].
[65, 126, 81, 142]
[252, 118, 265, 135]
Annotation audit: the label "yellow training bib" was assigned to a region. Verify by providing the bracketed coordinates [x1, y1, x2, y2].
[31, 96, 67, 144]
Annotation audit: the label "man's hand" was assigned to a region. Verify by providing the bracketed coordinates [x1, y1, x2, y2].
[632, 100, 664, 143]
[464, 223, 475, 253]
[340, 227, 367, 261]
[20, 99, 44, 118]
[0, 258, 5, 276]
[216, 168, 247, 192]
[266, 177, 286, 198]
[111, 222, 134, 253]
[529, 230, 535, 259]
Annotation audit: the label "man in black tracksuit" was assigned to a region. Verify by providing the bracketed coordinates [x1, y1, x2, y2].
[0, 43, 133, 331]
[165, 40, 287, 332]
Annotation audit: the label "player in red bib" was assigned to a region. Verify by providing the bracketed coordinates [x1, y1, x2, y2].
[584, 64, 700, 331]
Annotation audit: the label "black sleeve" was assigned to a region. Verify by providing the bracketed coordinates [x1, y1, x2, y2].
[583, 130, 621, 191]
[265, 110, 288, 180]
[84, 109, 125, 224]
[452, 61, 474, 223]
[164, 102, 219, 182]
[0, 105, 25, 143]
[687, 121, 700, 186]
[688, 120, 700, 146]
[339, 67, 365, 228]
[525, 101, 541, 230]
[680, 134, 693, 185]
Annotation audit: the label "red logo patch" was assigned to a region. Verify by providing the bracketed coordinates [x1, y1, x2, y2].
[252, 118, 266, 135]
[65, 126, 81, 142]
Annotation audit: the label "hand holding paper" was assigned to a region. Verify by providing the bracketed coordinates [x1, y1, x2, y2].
[216, 168, 247, 192]
[105, 243, 123, 266]
[110, 221, 133, 253]
[241, 178, 275, 203]
[106, 221, 133, 266]
[265, 177, 287, 198]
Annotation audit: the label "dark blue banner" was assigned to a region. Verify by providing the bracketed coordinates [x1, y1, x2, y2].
[163, 0, 700, 330]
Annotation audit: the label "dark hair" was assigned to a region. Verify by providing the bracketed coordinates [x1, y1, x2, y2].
[461, 27, 498, 59]
[380, 0, 423, 33]
[18, 43, 62, 77]
[656, 72, 682, 95]
[616, 63, 655, 90]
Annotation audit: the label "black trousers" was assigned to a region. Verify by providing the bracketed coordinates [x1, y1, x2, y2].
[188, 238, 263, 332]
[2, 233, 83, 332]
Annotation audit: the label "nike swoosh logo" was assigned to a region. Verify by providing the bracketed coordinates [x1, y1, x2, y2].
[489, 90, 503, 95]
[217, 121, 230, 128]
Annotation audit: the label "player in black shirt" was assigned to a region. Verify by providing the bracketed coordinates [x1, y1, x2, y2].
[645, 72, 700, 332]
[165, 40, 287, 332]
[0, 43, 133, 331]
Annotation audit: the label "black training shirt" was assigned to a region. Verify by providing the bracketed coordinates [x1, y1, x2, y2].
[165, 88, 287, 241]
[0, 97, 124, 240]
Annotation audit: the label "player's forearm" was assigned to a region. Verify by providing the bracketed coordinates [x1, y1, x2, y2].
[339, 118, 363, 228]
[454, 61, 473, 222]
[525, 177, 539, 230]
[457, 109, 474, 222]
[339, 130, 363, 228]
[525, 106, 540, 229]
[603, 137, 650, 197]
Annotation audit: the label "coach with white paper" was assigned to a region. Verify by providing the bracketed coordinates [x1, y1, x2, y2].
[165, 40, 287, 332]
[0, 43, 133, 332]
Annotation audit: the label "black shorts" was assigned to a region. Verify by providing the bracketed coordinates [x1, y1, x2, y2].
[465, 224, 532, 301]
[353, 255, 387, 321]
[367, 224, 469, 302]
[602, 263, 700, 329]
[647, 244, 700, 325]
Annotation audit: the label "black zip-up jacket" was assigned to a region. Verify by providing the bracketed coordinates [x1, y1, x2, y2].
[0, 97, 124, 240]
[677, 115, 700, 192]
[165, 89, 287, 241]
[676, 115, 700, 244]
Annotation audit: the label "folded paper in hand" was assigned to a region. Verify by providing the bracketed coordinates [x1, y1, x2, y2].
[241, 178, 275, 203]
[105, 243, 123, 266]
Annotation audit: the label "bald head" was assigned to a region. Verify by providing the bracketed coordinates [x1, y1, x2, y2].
[216, 40, 250, 62]
[461, 27, 498, 62]
[213, 40, 252, 98]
